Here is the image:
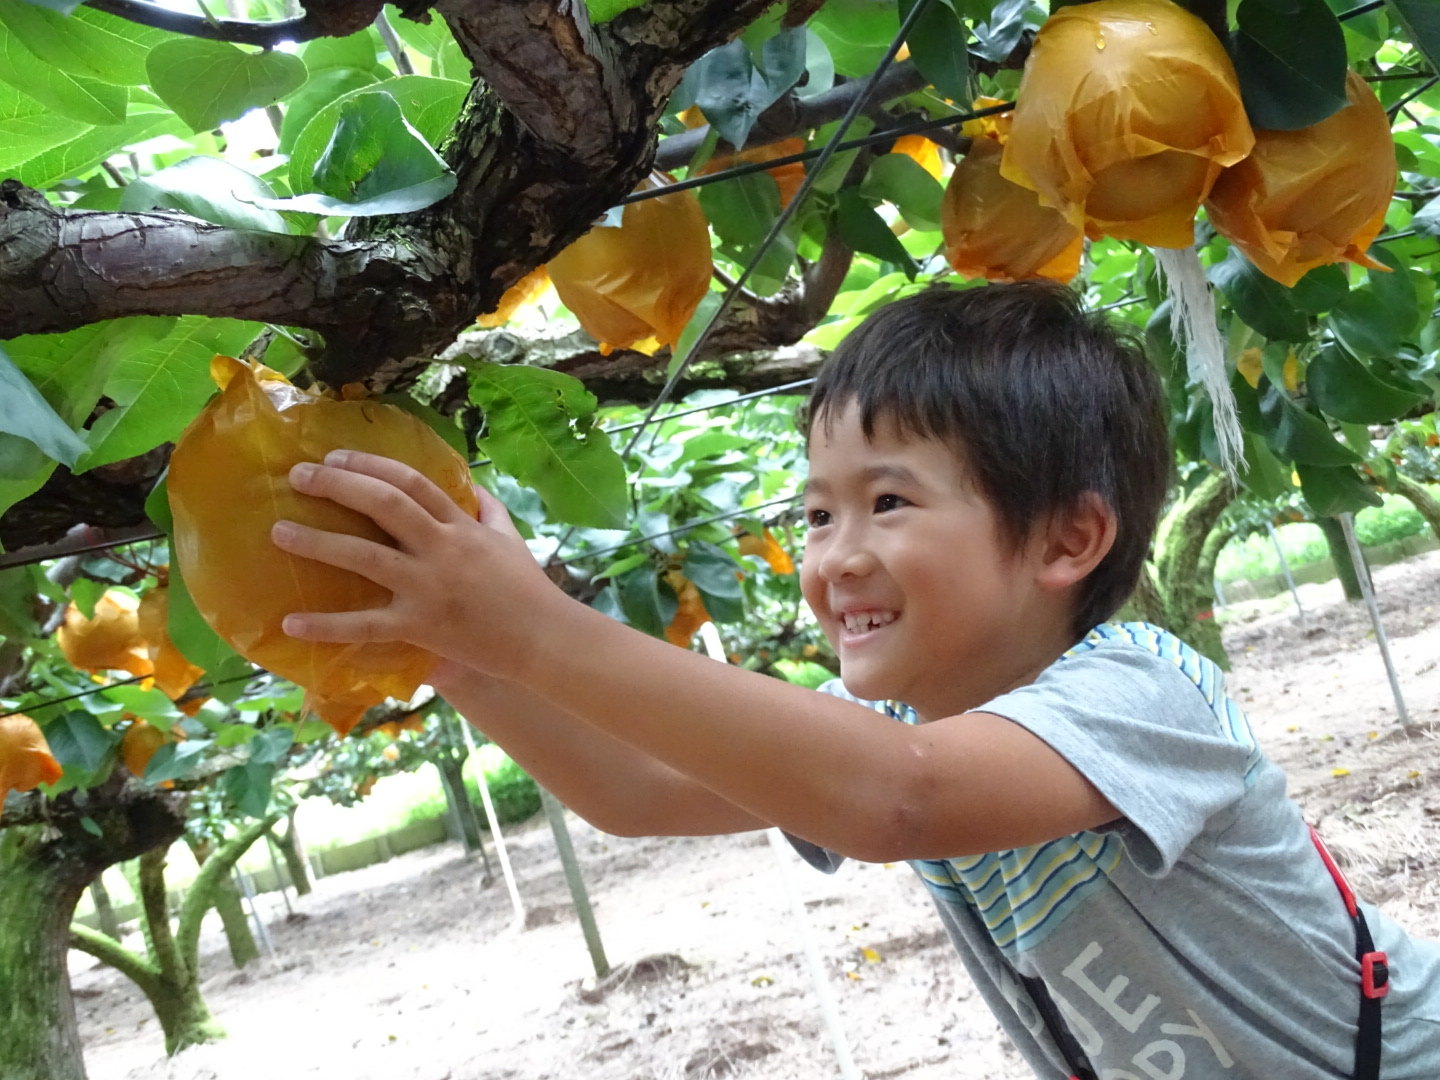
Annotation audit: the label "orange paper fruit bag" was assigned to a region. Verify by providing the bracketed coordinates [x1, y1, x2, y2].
[1205, 70, 1396, 288]
[0, 714, 63, 806]
[57, 590, 155, 679]
[549, 177, 712, 354]
[1000, 0, 1253, 248]
[168, 356, 479, 736]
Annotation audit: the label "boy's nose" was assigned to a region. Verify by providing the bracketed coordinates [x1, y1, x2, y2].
[817, 531, 877, 581]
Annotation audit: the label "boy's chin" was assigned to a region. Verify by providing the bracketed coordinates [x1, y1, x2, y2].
[838, 665, 899, 705]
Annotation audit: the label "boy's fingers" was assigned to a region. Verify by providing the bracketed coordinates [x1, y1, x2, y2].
[281, 609, 395, 644]
[289, 462, 441, 544]
[473, 485, 522, 539]
[271, 520, 410, 591]
[318, 450, 466, 525]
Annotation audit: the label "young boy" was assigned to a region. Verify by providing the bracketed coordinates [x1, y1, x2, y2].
[271, 283, 1439, 1078]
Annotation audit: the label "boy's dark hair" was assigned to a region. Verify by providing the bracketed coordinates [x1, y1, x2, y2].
[806, 282, 1171, 639]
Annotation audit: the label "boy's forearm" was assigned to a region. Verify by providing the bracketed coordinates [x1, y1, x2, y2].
[497, 594, 916, 859]
[430, 663, 767, 838]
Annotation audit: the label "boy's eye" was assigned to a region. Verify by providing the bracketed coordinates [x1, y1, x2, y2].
[874, 493, 906, 513]
[806, 507, 831, 528]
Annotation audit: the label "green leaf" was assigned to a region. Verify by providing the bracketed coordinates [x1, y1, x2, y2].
[312, 90, 450, 198]
[0, 20, 126, 125]
[835, 189, 919, 279]
[119, 155, 289, 234]
[1230, 0, 1348, 130]
[586, 0, 649, 21]
[1208, 246, 1310, 341]
[1258, 380, 1361, 465]
[861, 152, 945, 232]
[70, 577, 106, 620]
[1385, 0, 1440, 74]
[691, 37, 803, 150]
[299, 29, 385, 76]
[144, 470, 172, 534]
[42, 710, 119, 772]
[146, 37, 306, 133]
[277, 66, 378, 155]
[13, 95, 185, 188]
[287, 74, 467, 198]
[1307, 343, 1426, 424]
[248, 725, 294, 766]
[165, 557, 244, 674]
[246, 175, 456, 218]
[1238, 430, 1294, 499]
[616, 565, 674, 638]
[899, 0, 968, 101]
[0, 344, 89, 467]
[808, 0, 899, 77]
[468, 361, 629, 529]
[0, 0, 148, 85]
[699, 169, 781, 248]
[78, 316, 260, 472]
[1296, 461, 1383, 516]
[0, 566, 39, 638]
[973, 0, 1029, 63]
[683, 541, 744, 623]
[0, 83, 87, 172]
[1288, 264, 1350, 315]
[143, 737, 212, 784]
[11, 0, 84, 12]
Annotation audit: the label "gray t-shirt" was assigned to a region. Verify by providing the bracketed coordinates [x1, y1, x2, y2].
[790, 622, 1440, 1078]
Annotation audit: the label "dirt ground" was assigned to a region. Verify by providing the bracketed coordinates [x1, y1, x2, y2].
[73, 551, 1440, 1080]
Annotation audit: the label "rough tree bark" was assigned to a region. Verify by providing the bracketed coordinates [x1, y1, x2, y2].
[1153, 472, 1236, 668]
[1315, 516, 1364, 602]
[68, 813, 281, 1057]
[0, 777, 188, 1080]
[186, 836, 259, 969]
[0, 0, 845, 553]
[269, 805, 312, 897]
[1388, 472, 1440, 544]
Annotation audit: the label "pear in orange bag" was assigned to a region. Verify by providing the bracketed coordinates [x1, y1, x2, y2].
[0, 714, 63, 805]
[700, 138, 810, 205]
[167, 356, 479, 737]
[549, 176, 712, 355]
[943, 136, 1083, 284]
[57, 591, 155, 679]
[1205, 70, 1396, 288]
[476, 265, 550, 328]
[136, 584, 204, 702]
[663, 569, 711, 648]
[1000, 0, 1253, 248]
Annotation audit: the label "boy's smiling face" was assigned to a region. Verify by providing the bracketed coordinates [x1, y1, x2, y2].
[800, 402, 1066, 720]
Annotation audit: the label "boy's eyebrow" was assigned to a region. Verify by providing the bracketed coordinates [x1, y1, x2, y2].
[802, 465, 921, 497]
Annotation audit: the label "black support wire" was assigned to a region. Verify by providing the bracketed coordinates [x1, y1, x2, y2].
[0, 668, 267, 722]
[621, 99, 1015, 207]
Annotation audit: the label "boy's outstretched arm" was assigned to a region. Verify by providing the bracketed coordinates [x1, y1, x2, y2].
[273, 453, 1118, 863]
[430, 662, 768, 837]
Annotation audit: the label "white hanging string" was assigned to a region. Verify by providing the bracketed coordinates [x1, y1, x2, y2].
[1152, 246, 1246, 481]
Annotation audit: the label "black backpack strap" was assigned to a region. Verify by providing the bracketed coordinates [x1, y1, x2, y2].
[1019, 972, 1099, 1080]
[1310, 825, 1387, 1080]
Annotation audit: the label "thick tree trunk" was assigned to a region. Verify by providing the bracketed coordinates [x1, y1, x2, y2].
[0, 780, 186, 1080]
[1154, 472, 1235, 668]
[436, 751, 484, 854]
[270, 807, 312, 897]
[186, 837, 258, 969]
[1316, 517, 1363, 602]
[89, 877, 123, 942]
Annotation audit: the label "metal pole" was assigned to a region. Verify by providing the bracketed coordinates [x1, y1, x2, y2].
[540, 787, 610, 979]
[458, 720, 520, 917]
[1338, 513, 1412, 727]
[696, 623, 860, 1080]
[233, 868, 276, 959]
[1264, 521, 1306, 623]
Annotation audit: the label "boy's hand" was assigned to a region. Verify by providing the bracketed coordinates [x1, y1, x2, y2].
[271, 450, 561, 679]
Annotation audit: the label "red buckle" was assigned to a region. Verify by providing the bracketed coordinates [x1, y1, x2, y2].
[1361, 951, 1390, 999]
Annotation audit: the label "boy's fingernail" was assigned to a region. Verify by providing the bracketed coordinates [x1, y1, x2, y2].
[325, 450, 350, 468]
[282, 615, 304, 636]
[272, 521, 297, 543]
[290, 462, 317, 485]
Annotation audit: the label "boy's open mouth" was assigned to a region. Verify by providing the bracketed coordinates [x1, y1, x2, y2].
[840, 610, 899, 635]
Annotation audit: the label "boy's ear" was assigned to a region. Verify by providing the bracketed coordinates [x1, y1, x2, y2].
[1033, 492, 1117, 591]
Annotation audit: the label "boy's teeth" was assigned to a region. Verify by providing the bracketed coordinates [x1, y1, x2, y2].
[842, 611, 897, 633]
